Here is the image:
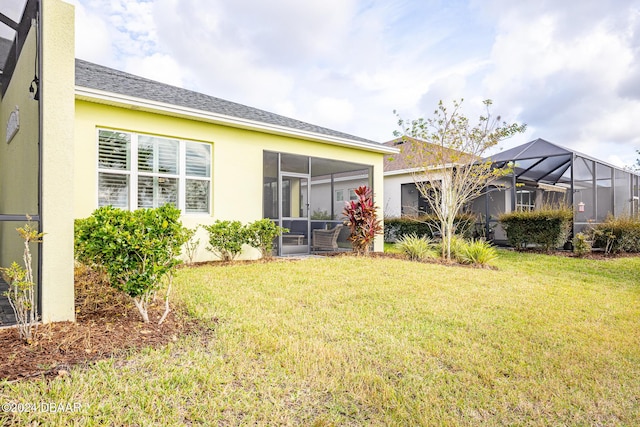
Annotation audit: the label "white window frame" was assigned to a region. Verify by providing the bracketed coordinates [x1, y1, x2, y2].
[97, 129, 212, 214]
[516, 189, 535, 212]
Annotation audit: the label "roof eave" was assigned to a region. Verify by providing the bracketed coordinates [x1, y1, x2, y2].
[75, 86, 398, 155]
[383, 163, 461, 176]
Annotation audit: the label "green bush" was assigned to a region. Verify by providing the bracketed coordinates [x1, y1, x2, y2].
[590, 215, 640, 254]
[499, 208, 572, 251]
[384, 214, 475, 242]
[572, 232, 592, 257]
[182, 226, 200, 265]
[434, 234, 469, 262]
[458, 239, 498, 267]
[74, 204, 188, 323]
[396, 233, 437, 261]
[203, 220, 249, 261]
[246, 219, 288, 259]
[311, 209, 331, 220]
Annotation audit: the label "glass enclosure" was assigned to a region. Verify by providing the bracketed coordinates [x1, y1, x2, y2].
[263, 151, 373, 256]
[483, 139, 640, 239]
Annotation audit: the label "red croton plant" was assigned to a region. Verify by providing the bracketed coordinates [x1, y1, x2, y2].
[342, 185, 383, 254]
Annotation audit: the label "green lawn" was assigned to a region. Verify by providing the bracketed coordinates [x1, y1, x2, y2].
[2, 251, 640, 426]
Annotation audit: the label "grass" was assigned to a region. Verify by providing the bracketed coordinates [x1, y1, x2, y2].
[2, 251, 640, 425]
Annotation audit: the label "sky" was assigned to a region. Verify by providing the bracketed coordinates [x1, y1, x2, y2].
[62, 0, 640, 167]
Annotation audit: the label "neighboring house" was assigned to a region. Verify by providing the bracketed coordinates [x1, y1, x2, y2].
[383, 136, 640, 242]
[0, 0, 397, 327]
[383, 137, 468, 218]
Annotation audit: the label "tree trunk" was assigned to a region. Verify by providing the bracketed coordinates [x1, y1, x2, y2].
[158, 276, 172, 325]
[133, 297, 150, 323]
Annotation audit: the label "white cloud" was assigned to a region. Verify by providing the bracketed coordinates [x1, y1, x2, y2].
[69, 0, 640, 166]
[68, 1, 114, 63]
[312, 97, 355, 128]
[476, 0, 640, 166]
[123, 53, 186, 87]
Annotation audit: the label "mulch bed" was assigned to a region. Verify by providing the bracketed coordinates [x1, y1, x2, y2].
[0, 267, 208, 382]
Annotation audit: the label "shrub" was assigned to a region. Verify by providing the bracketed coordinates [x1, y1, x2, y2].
[449, 235, 469, 261]
[0, 219, 43, 343]
[343, 186, 383, 254]
[458, 239, 498, 267]
[499, 207, 572, 251]
[74, 205, 188, 323]
[384, 214, 475, 242]
[182, 226, 200, 265]
[572, 232, 592, 257]
[590, 215, 640, 254]
[203, 220, 249, 261]
[396, 233, 437, 261]
[311, 209, 331, 220]
[246, 219, 288, 259]
[434, 234, 468, 262]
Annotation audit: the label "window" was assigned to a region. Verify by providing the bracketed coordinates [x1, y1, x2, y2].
[98, 129, 211, 213]
[401, 182, 436, 216]
[348, 188, 358, 201]
[516, 189, 535, 212]
[335, 189, 344, 202]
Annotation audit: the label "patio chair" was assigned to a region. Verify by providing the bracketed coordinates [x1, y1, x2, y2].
[311, 224, 343, 251]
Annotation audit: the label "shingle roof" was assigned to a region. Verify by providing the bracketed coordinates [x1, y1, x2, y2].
[75, 59, 388, 149]
[383, 137, 472, 172]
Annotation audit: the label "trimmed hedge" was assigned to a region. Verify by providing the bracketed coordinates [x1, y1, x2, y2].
[499, 208, 572, 251]
[384, 214, 475, 242]
[590, 216, 640, 254]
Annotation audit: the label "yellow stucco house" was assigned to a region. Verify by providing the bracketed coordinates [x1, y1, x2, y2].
[0, 0, 395, 326]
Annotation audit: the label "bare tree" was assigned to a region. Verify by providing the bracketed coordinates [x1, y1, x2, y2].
[395, 99, 526, 261]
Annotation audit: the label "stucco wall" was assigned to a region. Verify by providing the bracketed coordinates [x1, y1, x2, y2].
[39, 0, 76, 322]
[74, 100, 386, 258]
[383, 171, 447, 218]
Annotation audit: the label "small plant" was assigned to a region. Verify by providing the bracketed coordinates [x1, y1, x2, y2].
[203, 220, 249, 261]
[449, 235, 468, 261]
[396, 233, 437, 261]
[246, 219, 288, 259]
[343, 185, 383, 254]
[572, 232, 592, 257]
[458, 239, 498, 267]
[183, 226, 201, 265]
[434, 234, 467, 262]
[311, 209, 331, 220]
[1, 218, 44, 343]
